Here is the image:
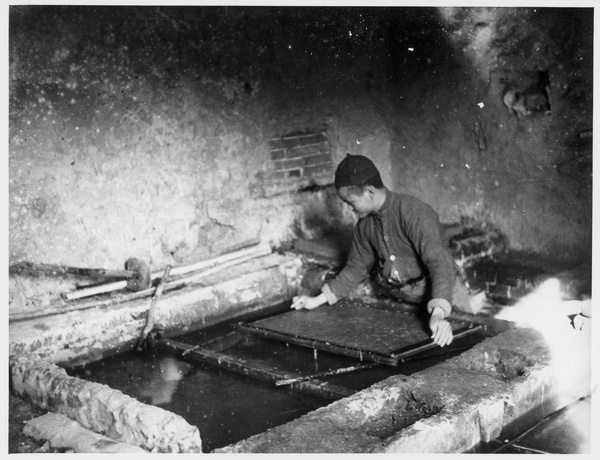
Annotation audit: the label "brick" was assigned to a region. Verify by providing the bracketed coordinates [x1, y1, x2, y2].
[286, 169, 302, 178]
[269, 133, 327, 150]
[268, 171, 287, 181]
[303, 153, 332, 167]
[303, 163, 333, 176]
[275, 153, 332, 172]
[270, 149, 285, 161]
[275, 158, 306, 171]
[286, 143, 329, 159]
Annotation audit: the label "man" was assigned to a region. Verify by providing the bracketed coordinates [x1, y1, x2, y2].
[292, 154, 457, 347]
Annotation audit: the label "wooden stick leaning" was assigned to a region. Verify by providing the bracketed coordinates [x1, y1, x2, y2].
[10, 246, 272, 322]
[136, 264, 172, 350]
[63, 241, 266, 301]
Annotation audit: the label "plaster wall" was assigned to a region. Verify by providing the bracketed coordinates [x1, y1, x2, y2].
[9, 7, 592, 317]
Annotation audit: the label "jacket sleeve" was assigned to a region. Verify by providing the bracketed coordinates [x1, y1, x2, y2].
[402, 200, 455, 304]
[322, 220, 376, 304]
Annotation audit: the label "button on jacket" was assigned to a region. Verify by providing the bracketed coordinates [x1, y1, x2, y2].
[323, 188, 455, 304]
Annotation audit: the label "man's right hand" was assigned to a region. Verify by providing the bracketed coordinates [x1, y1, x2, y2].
[291, 294, 327, 310]
[429, 307, 453, 347]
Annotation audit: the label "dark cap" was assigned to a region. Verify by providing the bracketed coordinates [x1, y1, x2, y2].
[334, 154, 380, 188]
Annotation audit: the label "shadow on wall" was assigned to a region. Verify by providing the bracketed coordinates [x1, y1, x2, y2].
[501, 70, 552, 119]
[292, 185, 355, 244]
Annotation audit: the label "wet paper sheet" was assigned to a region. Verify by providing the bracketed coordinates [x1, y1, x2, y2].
[237, 301, 480, 365]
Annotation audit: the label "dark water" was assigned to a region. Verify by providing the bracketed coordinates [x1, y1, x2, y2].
[66, 305, 487, 452]
[67, 347, 326, 452]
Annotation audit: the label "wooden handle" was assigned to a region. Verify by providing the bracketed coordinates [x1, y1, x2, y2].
[64, 242, 270, 301]
[11, 262, 134, 279]
[10, 247, 274, 322]
[140, 265, 172, 339]
[151, 265, 172, 300]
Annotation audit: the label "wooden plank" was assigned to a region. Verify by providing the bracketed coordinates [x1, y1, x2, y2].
[155, 339, 356, 401]
[275, 362, 380, 387]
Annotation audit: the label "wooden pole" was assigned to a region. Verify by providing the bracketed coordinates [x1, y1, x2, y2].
[63, 243, 269, 301]
[275, 362, 380, 386]
[9, 262, 134, 279]
[10, 246, 272, 322]
[160, 246, 272, 289]
[136, 265, 172, 350]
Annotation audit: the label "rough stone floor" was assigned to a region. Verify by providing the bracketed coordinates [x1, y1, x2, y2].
[9, 393, 66, 453]
[479, 396, 592, 454]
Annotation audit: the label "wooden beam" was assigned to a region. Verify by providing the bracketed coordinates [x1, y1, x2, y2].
[275, 362, 380, 387]
[155, 339, 356, 401]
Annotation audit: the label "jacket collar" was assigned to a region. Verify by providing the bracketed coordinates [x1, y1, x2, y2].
[374, 188, 391, 218]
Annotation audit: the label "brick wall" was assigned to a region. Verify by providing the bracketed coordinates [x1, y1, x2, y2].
[265, 132, 333, 192]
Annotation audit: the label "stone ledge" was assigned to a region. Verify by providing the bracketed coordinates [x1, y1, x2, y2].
[215, 325, 591, 453]
[23, 412, 146, 453]
[11, 356, 202, 453]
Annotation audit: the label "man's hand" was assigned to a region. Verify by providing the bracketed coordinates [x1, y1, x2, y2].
[291, 293, 327, 311]
[429, 307, 453, 347]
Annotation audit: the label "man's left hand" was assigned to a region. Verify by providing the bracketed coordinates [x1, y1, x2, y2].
[429, 308, 453, 347]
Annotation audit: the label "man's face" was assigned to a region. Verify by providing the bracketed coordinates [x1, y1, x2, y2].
[337, 186, 374, 218]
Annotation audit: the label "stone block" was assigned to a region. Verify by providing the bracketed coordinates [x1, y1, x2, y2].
[303, 152, 332, 166]
[304, 163, 333, 176]
[23, 412, 146, 453]
[377, 409, 481, 453]
[268, 133, 327, 150]
[270, 148, 285, 161]
[478, 398, 505, 442]
[10, 356, 203, 453]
